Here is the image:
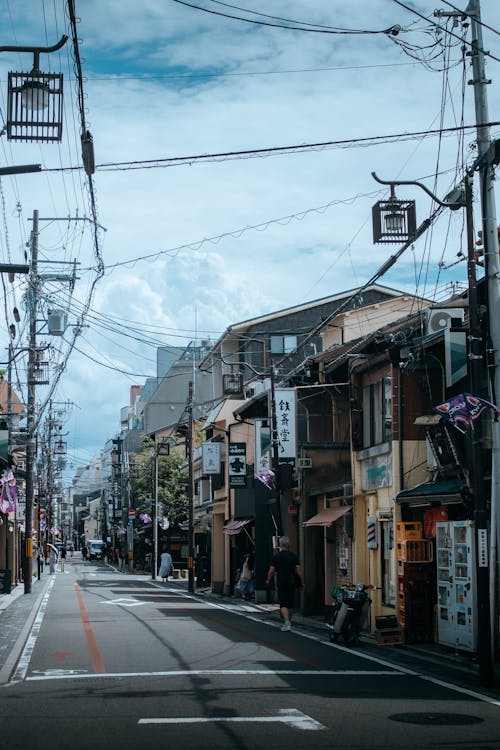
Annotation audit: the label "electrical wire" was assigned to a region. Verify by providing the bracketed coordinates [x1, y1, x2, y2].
[43, 120, 500, 175]
[171, 0, 401, 36]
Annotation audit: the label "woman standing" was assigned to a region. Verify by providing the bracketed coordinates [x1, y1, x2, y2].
[158, 545, 173, 582]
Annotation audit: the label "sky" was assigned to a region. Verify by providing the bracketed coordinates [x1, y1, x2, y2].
[1, 0, 500, 483]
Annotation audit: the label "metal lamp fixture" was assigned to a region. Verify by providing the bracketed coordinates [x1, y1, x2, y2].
[3, 35, 68, 143]
[372, 182, 417, 244]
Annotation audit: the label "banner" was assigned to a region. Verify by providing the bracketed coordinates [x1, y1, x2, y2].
[274, 388, 296, 460]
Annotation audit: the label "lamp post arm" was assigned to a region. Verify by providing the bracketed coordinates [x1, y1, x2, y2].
[0, 35, 68, 56]
[371, 171, 464, 209]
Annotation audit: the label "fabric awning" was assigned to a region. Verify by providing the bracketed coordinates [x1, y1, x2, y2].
[303, 505, 351, 527]
[395, 478, 466, 505]
[222, 518, 253, 535]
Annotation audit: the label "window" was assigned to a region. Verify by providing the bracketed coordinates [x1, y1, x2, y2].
[362, 376, 392, 448]
[270, 334, 297, 354]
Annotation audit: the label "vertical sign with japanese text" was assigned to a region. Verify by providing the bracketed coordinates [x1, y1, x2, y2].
[274, 388, 296, 460]
[202, 442, 221, 475]
[254, 419, 271, 475]
[228, 443, 247, 488]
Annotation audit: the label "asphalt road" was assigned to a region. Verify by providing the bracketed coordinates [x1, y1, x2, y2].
[1, 555, 499, 750]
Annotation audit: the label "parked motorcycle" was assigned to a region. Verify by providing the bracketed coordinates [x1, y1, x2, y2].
[327, 583, 375, 646]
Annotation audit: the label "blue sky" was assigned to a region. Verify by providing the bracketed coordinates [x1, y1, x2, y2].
[0, 0, 500, 480]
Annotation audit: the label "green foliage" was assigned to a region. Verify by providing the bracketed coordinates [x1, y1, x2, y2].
[130, 437, 188, 524]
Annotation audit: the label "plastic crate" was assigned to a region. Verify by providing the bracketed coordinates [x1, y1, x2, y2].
[375, 615, 398, 630]
[396, 522, 423, 542]
[375, 628, 404, 645]
[396, 539, 433, 563]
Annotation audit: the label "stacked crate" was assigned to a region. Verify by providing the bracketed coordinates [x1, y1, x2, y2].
[396, 522, 435, 643]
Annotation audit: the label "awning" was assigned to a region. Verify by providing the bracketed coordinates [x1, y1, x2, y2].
[222, 518, 253, 535]
[395, 478, 467, 506]
[303, 505, 351, 527]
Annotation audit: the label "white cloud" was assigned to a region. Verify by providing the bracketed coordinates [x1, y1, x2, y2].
[1, 0, 499, 475]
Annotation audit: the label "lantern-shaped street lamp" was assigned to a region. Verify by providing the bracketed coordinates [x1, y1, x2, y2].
[2, 35, 67, 143]
[372, 182, 417, 244]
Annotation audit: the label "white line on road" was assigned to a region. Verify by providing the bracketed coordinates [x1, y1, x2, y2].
[139, 708, 326, 731]
[26, 668, 399, 681]
[11, 575, 56, 683]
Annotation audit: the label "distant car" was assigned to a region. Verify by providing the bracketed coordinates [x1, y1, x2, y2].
[87, 539, 105, 560]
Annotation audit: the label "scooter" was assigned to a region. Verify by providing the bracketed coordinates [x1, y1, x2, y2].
[328, 583, 374, 646]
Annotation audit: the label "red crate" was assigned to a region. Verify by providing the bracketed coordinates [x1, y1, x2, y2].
[397, 539, 433, 563]
[396, 522, 423, 542]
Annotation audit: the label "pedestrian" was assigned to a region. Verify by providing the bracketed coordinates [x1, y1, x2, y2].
[49, 546, 58, 574]
[60, 544, 67, 572]
[158, 544, 173, 582]
[237, 552, 255, 600]
[82, 544, 88, 561]
[266, 536, 303, 632]
[118, 547, 124, 571]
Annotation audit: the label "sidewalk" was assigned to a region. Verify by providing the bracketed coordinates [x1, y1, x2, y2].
[0, 575, 50, 683]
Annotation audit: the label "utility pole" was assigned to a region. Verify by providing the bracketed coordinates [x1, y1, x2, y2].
[187, 381, 195, 593]
[24, 210, 39, 594]
[467, 0, 500, 689]
[152, 448, 159, 581]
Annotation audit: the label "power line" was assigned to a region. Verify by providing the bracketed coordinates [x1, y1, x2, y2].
[171, 0, 401, 36]
[391, 0, 500, 64]
[41, 120, 500, 176]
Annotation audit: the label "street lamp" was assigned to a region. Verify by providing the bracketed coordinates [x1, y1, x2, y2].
[152, 438, 170, 581]
[2, 35, 68, 142]
[371, 169, 493, 687]
[372, 181, 417, 244]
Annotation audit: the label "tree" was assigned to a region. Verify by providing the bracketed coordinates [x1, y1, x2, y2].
[131, 438, 188, 525]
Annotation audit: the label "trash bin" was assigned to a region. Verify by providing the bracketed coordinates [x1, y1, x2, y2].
[0, 569, 12, 595]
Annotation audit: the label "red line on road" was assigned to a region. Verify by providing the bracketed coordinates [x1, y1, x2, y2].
[74, 582, 106, 674]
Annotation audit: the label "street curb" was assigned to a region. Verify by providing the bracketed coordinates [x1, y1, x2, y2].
[0, 576, 51, 685]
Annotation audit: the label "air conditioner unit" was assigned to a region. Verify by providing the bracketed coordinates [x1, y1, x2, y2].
[426, 308, 464, 335]
[297, 457, 312, 469]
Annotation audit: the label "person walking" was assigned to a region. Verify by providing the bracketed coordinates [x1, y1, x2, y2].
[158, 545, 173, 582]
[49, 546, 58, 574]
[59, 544, 67, 572]
[237, 552, 255, 600]
[266, 536, 303, 632]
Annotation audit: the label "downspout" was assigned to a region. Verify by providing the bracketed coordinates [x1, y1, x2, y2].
[397, 365, 404, 492]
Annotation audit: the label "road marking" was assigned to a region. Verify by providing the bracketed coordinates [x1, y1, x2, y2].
[32, 669, 89, 677]
[139, 708, 325, 731]
[11, 575, 56, 682]
[74, 582, 106, 674]
[27, 668, 399, 681]
[101, 598, 146, 607]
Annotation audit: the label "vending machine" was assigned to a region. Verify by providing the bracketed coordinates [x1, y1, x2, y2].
[436, 520, 477, 652]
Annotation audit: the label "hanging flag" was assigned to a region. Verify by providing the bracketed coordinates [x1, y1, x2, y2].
[255, 469, 276, 490]
[434, 392, 500, 429]
[0, 469, 17, 514]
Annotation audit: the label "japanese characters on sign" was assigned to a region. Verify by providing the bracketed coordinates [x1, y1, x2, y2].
[202, 442, 221, 475]
[228, 442, 247, 488]
[254, 418, 271, 476]
[274, 388, 296, 460]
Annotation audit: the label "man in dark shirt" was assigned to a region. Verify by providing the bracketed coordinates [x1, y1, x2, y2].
[266, 536, 303, 632]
